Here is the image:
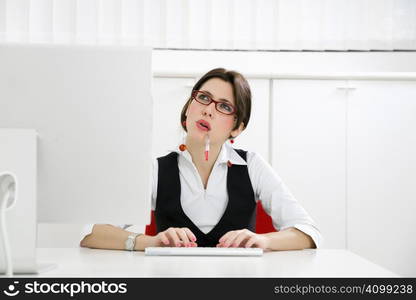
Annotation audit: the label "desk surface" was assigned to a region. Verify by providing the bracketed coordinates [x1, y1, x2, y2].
[26, 248, 398, 278]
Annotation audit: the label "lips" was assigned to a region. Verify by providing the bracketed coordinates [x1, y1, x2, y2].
[196, 119, 211, 131]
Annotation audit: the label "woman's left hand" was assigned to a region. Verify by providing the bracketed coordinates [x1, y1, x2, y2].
[217, 229, 270, 250]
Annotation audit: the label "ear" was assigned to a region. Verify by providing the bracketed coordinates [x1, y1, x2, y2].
[230, 122, 245, 138]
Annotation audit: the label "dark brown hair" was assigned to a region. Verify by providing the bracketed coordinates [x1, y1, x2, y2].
[180, 68, 252, 139]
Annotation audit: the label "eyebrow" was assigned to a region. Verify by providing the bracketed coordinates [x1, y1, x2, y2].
[201, 90, 232, 104]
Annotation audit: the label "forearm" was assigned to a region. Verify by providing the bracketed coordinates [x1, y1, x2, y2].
[79, 224, 155, 251]
[262, 227, 316, 251]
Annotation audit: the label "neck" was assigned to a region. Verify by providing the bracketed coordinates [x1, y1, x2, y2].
[185, 135, 222, 171]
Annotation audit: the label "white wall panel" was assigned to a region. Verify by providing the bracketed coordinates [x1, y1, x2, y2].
[347, 80, 416, 276]
[272, 79, 347, 249]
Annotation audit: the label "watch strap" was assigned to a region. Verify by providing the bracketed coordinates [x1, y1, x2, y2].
[125, 233, 141, 251]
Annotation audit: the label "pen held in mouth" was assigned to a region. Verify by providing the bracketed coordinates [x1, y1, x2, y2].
[204, 134, 210, 161]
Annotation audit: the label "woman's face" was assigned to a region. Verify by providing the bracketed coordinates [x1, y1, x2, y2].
[185, 78, 242, 146]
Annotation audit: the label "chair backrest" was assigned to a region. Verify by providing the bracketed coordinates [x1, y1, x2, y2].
[145, 210, 157, 236]
[145, 201, 277, 236]
[255, 200, 278, 233]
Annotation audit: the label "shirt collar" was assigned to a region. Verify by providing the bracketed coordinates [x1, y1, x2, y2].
[171, 142, 247, 166]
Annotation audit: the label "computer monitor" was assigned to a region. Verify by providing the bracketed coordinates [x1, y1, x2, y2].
[0, 44, 153, 273]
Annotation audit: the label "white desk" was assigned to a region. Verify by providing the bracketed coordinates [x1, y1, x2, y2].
[26, 248, 397, 277]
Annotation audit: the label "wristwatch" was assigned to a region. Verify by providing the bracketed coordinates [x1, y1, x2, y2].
[125, 233, 141, 251]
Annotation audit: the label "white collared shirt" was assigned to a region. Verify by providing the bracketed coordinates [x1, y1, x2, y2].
[81, 143, 322, 247]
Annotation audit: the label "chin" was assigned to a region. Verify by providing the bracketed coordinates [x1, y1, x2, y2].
[187, 131, 205, 142]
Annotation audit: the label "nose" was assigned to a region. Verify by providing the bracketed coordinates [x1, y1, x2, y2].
[202, 102, 215, 117]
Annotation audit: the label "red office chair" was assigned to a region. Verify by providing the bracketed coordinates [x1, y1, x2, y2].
[145, 210, 157, 236]
[254, 200, 278, 234]
[145, 201, 277, 236]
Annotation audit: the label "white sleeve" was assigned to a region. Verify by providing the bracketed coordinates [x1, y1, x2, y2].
[247, 152, 323, 248]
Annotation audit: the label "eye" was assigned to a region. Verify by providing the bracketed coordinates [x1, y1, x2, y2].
[197, 93, 210, 103]
[219, 102, 233, 112]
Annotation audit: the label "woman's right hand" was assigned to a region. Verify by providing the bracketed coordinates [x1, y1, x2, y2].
[150, 227, 198, 247]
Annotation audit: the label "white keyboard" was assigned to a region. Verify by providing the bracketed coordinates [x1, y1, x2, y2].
[144, 247, 263, 256]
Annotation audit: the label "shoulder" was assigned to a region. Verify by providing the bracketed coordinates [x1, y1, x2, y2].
[156, 151, 178, 162]
[152, 151, 182, 178]
[242, 149, 282, 182]
[246, 150, 267, 166]
[232, 148, 268, 168]
[228, 146, 275, 176]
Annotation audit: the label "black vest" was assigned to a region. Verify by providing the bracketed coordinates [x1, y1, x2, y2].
[155, 149, 256, 247]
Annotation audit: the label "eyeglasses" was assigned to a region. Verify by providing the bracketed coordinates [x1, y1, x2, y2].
[191, 90, 236, 115]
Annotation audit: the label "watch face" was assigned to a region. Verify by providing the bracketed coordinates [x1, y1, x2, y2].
[126, 239, 134, 249]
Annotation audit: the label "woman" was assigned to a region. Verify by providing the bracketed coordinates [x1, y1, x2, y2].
[80, 68, 321, 251]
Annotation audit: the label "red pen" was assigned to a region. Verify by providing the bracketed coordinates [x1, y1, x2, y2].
[205, 134, 210, 161]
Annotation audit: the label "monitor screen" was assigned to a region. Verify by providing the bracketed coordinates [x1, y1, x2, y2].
[0, 44, 152, 226]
